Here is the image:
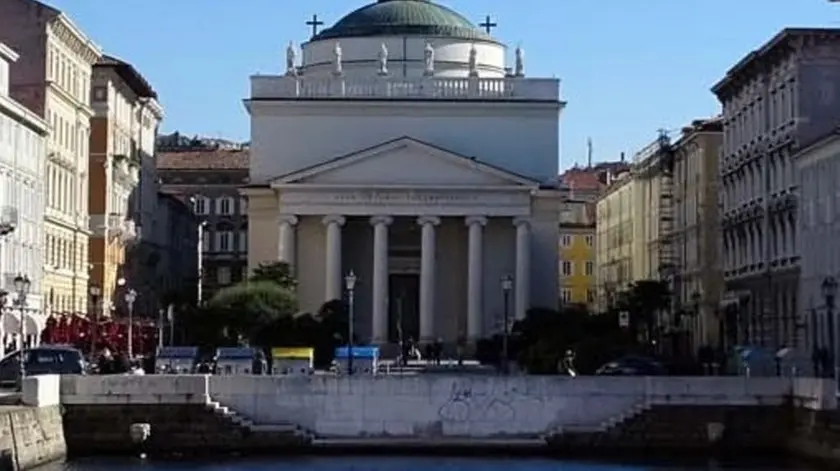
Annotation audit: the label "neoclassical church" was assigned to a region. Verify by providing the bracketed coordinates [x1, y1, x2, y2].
[243, 0, 564, 349]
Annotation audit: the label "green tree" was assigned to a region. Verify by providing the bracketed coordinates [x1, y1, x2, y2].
[249, 261, 296, 288]
[206, 281, 298, 343]
[620, 280, 671, 347]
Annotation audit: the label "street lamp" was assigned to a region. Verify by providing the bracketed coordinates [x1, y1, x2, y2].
[13, 274, 31, 386]
[501, 274, 513, 374]
[117, 277, 138, 359]
[344, 270, 357, 376]
[88, 284, 101, 358]
[821, 276, 838, 380]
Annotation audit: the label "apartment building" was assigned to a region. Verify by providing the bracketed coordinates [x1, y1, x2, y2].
[557, 168, 606, 310]
[88, 55, 163, 317]
[157, 144, 249, 300]
[559, 200, 596, 308]
[711, 28, 840, 349]
[0, 42, 48, 341]
[155, 192, 199, 306]
[671, 118, 724, 349]
[0, 0, 102, 315]
[595, 172, 635, 312]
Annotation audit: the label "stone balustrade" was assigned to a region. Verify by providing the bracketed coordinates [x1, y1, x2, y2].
[251, 75, 561, 101]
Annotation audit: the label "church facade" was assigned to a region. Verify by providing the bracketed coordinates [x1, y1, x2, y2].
[243, 0, 564, 348]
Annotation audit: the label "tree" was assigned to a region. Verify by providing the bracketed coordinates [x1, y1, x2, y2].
[249, 261, 296, 288]
[619, 280, 671, 348]
[206, 281, 297, 343]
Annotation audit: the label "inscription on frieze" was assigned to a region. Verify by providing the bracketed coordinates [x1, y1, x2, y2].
[331, 190, 479, 205]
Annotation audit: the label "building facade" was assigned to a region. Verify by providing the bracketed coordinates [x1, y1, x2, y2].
[157, 146, 249, 300]
[88, 55, 163, 317]
[0, 0, 102, 316]
[595, 173, 634, 311]
[671, 118, 724, 349]
[155, 192, 199, 306]
[794, 133, 840, 358]
[558, 199, 596, 308]
[711, 28, 840, 349]
[244, 0, 563, 350]
[0, 42, 48, 349]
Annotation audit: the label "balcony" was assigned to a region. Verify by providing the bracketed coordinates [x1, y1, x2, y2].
[251, 75, 561, 102]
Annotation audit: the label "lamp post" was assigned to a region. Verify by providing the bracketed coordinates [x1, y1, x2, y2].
[344, 270, 357, 376]
[88, 284, 101, 358]
[501, 274, 513, 374]
[822, 276, 838, 380]
[117, 278, 138, 359]
[13, 274, 30, 386]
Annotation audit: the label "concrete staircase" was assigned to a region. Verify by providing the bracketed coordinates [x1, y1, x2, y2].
[205, 399, 315, 442]
[548, 400, 652, 436]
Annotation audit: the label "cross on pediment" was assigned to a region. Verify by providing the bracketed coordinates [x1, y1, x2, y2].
[306, 14, 324, 37]
[479, 15, 497, 34]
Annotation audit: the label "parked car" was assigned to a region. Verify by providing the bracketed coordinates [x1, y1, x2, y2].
[595, 355, 668, 376]
[0, 345, 86, 387]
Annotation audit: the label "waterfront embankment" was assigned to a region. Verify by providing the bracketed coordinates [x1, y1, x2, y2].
[0, 376, 66, 471]
[58, 374, 840, 463]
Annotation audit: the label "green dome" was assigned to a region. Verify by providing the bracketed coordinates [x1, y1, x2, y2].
[314, 0, 493, 42]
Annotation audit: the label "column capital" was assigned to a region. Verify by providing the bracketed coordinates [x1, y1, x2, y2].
[417, 216, 441, 227]
[322, 215, 346, 226]
[277, 214, 299, 226]
[465, 216, 488, 227]
[370, 215, 394, 227]
[513, 217, 531, 228]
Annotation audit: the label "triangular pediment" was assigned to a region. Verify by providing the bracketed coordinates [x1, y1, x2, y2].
[271, 137, 538, 187]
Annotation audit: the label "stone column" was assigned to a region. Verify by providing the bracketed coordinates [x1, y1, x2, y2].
[323, 215, 346, 301]
[418, 216, 440, 342]
[277, 215, 298, 269]
[466, 216, 487, 341]
[514, 217, 531, 321]
[370, 216, 393, 344]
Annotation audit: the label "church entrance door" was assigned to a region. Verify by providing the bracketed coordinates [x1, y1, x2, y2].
[388, 274, 420, 345]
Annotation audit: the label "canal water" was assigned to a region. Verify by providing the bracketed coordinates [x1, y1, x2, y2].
[31, 456, 823, 471]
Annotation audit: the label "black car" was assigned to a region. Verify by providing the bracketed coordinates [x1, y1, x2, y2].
[0, 345, 86, 387]
[595, 355, 668, 376]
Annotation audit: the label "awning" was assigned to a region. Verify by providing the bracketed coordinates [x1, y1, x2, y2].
[24, 313, 46, 335]
[1, 311, 21, 332]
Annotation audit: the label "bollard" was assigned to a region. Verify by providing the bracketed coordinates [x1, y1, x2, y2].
[129, 423, 151, 459]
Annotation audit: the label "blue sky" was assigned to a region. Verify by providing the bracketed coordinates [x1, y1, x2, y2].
[45, 0, 840, 170]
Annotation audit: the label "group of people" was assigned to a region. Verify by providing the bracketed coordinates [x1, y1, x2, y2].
[95, 348, 146, 375]
[399, 337, 448, 366]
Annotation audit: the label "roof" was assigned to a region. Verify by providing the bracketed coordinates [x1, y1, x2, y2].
[156, 149, 249, 170]
[559, 169, 604, 191]
[711, 28, 840, 97]
[313, 0, 492, 42]
[95, 55, 157, 99]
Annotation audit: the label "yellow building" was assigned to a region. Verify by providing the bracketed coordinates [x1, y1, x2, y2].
[559, 200, 596, 308]
[595, 174, 635, 312]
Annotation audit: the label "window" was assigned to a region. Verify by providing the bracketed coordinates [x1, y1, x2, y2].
[561, 235, 572, 247]
[193, 196, 208, 215]
[561, 261, 573, 276]
[217, 197, 233, 215]
[560, 289, 572, 303]
[216, 231, 234, 252]
[202, 230, 211, 252]
[585, 235, 594, 247]
[217, 266, 232, 285]
[586, 289, 596, 303]
[585, 261, 594, 276]
[239, 230, 248, 252]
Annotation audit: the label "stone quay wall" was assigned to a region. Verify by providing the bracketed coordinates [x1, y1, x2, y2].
[58, 374, 839, 461]
[0, 376, 66, 471]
